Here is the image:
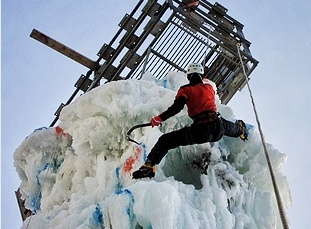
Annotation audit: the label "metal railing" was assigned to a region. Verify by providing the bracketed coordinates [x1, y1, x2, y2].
[50, 0, 258, 126]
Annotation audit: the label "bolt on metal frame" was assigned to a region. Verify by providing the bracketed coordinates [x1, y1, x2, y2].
[50, 0, 258, 126]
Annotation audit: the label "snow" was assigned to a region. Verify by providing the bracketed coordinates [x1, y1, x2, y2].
[14, 72, 291, 228]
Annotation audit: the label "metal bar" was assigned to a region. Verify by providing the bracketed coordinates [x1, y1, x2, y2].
[107, 0, 144, 47]
[150, 22, 180, 72]
[174, 35, 198, 67]
[50, 68, 94, 126]
[153, 22, 175, 49]
[186, 36, 206, 63]
[172, 10, 258, 64]
[172, 0, 247, 43]
[199, 0, 244, 29]
[147, 54, 161, 73]
[44, 0, 259, 126]
[150, 49, 185, 72]
[154, 23, 179, 57]
[165, 27, 188, 60]
[176, 34, 202, 66]
[130, 12, 177, 79]
[170, 19, 210, 47]
[109, 1, 170, 82]
[88, 0, 164, 89]
[125, 13, 176, 80]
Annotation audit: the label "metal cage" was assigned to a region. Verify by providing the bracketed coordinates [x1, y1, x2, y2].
[51, 0, 258, 126]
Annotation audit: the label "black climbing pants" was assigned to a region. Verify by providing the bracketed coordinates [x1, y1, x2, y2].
[147, 118, 242, 165]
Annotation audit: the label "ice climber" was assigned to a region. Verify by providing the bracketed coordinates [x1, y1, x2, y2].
[132, 63, 248, 179]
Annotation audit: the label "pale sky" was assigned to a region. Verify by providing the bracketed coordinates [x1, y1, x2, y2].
[2, 1, 311, 228]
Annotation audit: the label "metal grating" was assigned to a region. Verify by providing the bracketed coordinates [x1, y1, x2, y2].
[50, 0, 259, 126]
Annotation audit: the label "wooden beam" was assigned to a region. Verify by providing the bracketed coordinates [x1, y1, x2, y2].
[15, 188, 32, 221]
[30, 29, 96, 69]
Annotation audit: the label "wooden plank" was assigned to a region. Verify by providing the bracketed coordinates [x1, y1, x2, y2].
[30, 29, 96, 69]
[15, 188, 32, 221]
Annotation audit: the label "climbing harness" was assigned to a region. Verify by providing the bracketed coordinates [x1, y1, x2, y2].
[126, 123, 152, 145]
[236, 43, 289, 229]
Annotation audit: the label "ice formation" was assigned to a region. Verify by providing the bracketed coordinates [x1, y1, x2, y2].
[14, 72, 291, 228]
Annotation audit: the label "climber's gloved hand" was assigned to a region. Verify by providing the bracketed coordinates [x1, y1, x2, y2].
[150, 116, 162, 127]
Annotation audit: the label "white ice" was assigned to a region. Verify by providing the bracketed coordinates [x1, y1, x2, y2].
[14, 72, 291, 228]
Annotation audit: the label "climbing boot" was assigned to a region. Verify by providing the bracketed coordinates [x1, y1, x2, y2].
[237, 120, 248, 141]
[132, 161, 155, 179]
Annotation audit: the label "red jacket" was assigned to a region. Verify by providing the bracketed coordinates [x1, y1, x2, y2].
[159, 79, 217, 121]
[176, 83, 217, 118]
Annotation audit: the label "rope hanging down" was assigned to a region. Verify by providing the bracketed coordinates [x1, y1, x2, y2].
[236, 44, 289, 229]
[202, 25, 213, 68]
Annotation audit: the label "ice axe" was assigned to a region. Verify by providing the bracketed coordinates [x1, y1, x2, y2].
[126, 123, 151, 145]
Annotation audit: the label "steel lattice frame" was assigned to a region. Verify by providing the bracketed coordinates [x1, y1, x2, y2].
[51, 0, 258, 126]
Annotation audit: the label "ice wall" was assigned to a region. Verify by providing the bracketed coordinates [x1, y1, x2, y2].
[14, 72, 291, 228]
